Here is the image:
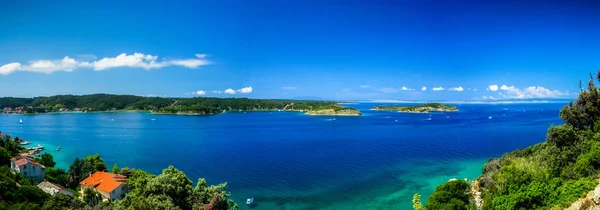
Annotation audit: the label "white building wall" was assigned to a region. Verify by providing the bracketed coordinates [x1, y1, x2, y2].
[15, 163, 45, 182]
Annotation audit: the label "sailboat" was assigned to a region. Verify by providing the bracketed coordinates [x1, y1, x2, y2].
[19, 119, 23, 124]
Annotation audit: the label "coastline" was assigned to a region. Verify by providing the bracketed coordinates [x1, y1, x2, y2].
[5, 109, 363, 116]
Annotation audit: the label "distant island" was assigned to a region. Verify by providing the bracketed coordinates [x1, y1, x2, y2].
[0, 94, 361, 116]
[305, 107, 361, 116]
[371, 103, 458, 113]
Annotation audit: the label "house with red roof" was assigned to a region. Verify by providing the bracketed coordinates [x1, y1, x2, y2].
[79, 171, 128, 201]
[10, 156, 45, 182]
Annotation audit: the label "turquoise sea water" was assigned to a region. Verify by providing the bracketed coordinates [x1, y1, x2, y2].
[0, 103, 565, 209]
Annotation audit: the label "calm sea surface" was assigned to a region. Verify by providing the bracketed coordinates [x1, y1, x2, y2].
[0, 103, 565, 209]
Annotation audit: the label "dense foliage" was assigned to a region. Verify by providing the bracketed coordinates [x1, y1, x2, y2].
[0, 150, 237, 209]
[424, 70, 600, 209]
[426, 180, 475, 210]
[0, 134, 24, 157]
[372, 103, 458, 112]
[0, 94, 357, 115]
[113, 166, 237, 210]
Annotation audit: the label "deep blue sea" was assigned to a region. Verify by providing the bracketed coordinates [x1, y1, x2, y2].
[0, 103, 565, 209]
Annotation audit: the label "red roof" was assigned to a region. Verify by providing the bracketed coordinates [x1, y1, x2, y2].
[80, 172, 127, 193]
[12, 156, 44, 167]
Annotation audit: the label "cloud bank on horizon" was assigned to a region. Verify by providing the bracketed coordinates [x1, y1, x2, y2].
[193, 86, 253, 96]
[351, 84, 572, 100]
[0, 53, 209, 75]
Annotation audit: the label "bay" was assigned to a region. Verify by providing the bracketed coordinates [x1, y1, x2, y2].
[0, 103, 565, 209]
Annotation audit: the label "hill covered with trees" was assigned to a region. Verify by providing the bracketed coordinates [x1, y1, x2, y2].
[0, 94, 360, 115]
[417, 71, 600, 209]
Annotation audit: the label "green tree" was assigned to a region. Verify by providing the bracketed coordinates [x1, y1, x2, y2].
[82, 154, 107, 172]
[119, 167, 134, 177]
[0, 147, 11, 166]
[413, 193, 423, 210]
[45, 167, 69, 187]
[13, 186, 50, 205]
[193, 178, 237, 209]
[145, 165, 194, 209]
[83, 188, 102, 207]
[115, 166, 237, 210]
[67, 158, 93, 188]
[42, 193, 85, 210]
[426, 180, 470, 210]
[39, 153, 56, 167]
[111, 163, 119, 174]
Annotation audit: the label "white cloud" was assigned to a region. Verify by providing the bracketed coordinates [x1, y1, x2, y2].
[488, 85, 499, 91]
[237, 86, 252, 93]
[282, 86, 298, 90]
[192, 90, 206, 95]
[421, 86, 427, 91]
[401, 86, 414, 91]
[378, 87, 399, 93]
[0, 52, 209, 75]
[224, 88, 236, 94]
[359, 85, 371, 88]
[0, 63, 22, 75]
[26, 56, 90, 73]
[432, 87, 445, 91]
[449, 86, 464, 91]
[492, 85, 566, 99]
[216, 86, 252, 95]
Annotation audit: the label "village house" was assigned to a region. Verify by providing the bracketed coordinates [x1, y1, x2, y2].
[38, 181, 73, 196]
[80, 171, 128, 201]
[10, 156, 46, 182]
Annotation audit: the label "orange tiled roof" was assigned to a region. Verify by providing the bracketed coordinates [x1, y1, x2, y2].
[80, 171, 127, 193]
[12, 156, 44, 167]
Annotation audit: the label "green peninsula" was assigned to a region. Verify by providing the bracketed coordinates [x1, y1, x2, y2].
[371, 103, 458, 113]
[419, 70, 600, 210]
[0, 94, 361, 116]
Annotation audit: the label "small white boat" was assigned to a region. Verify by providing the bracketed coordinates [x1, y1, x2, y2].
[246, 198, 254, 205]
[151, 118, 156, 121]
[56, 146, 61, 151]
[488, 116, 492, 119]
[19, 141, 30, 145]
[19, 119, 23, 124]
[426, 117, 432, 121]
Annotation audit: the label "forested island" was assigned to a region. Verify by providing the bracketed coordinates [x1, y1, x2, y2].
[372, 103, 458, 113]
[0, 94, 361, 116]
[305, 107, 361, 116]
[414, 71, 600, 209]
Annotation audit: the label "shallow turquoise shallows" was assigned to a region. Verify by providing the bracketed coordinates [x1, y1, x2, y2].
[0, 102, 565, 209]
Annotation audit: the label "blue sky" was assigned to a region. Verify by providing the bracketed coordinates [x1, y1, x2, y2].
[0, 0, 599, 100]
